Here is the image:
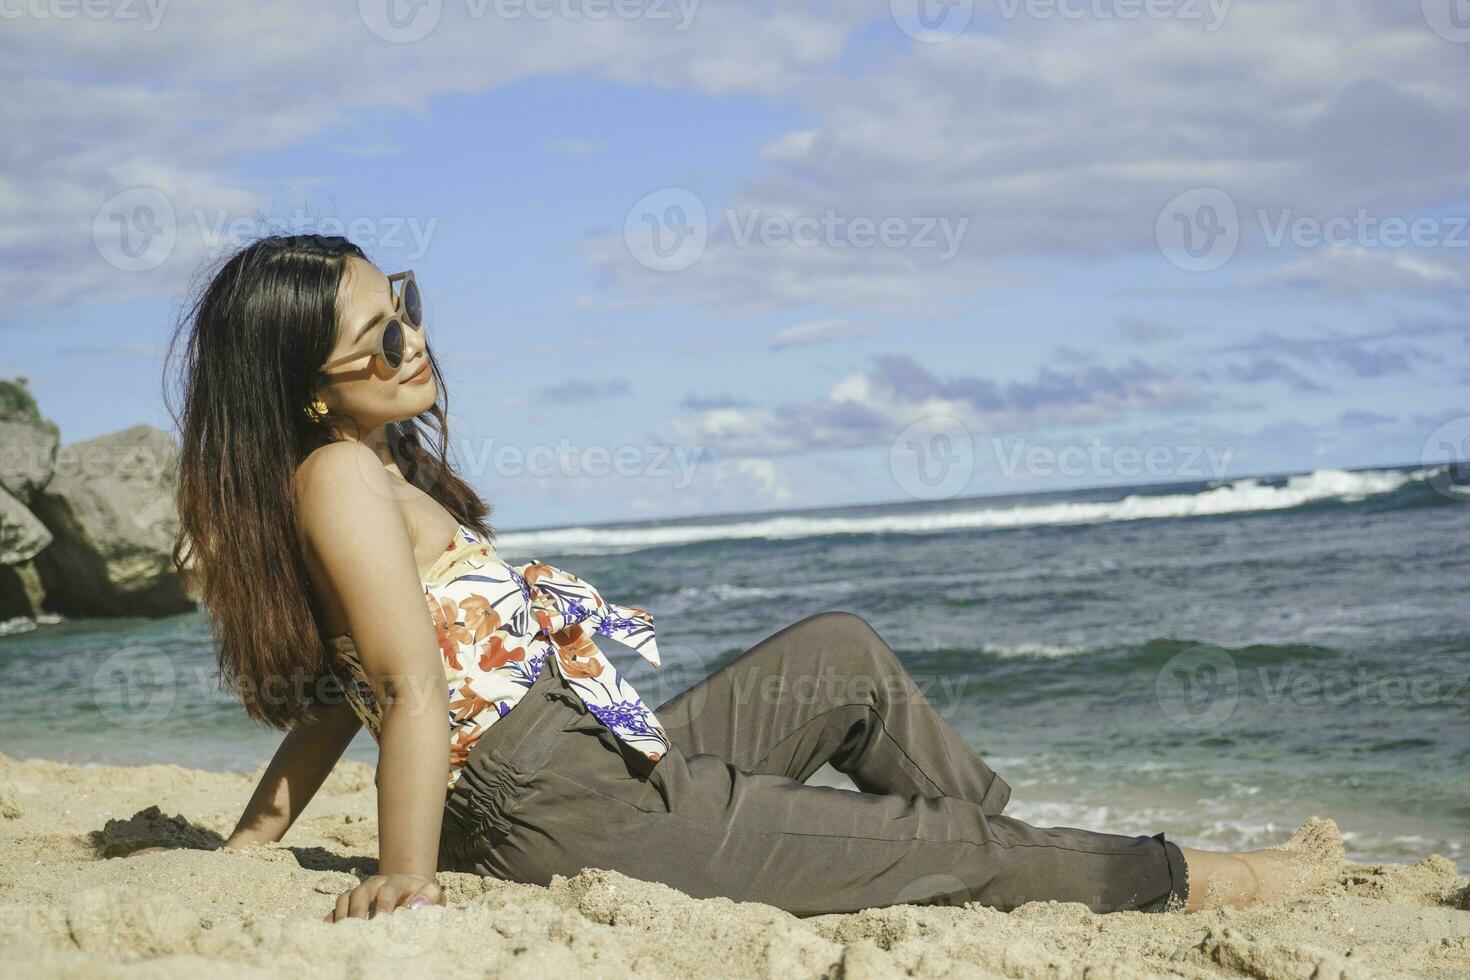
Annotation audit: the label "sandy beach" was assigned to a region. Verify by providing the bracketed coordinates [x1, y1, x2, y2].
[0, 752, 1465, 979]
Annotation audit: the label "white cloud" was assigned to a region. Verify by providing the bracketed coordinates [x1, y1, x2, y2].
[667, 352, 1212, 459]
[590, 1, 1470, 312]
[768, 319, 878, 350]
[1239, 246, 1469, 295]
[0, 1, 872, 316]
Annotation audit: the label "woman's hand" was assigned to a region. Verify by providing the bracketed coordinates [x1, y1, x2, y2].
[326, 873, 444, 922]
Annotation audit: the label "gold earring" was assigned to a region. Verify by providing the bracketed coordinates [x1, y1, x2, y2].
[306, 398, 329, 421]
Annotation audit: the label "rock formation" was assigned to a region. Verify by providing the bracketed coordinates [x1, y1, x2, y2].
[0, 379, 194, 622]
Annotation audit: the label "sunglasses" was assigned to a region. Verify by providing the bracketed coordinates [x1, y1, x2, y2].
[320, 270, 424, 376]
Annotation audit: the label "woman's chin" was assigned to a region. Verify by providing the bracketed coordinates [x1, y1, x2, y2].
[401, 380, 437, 416]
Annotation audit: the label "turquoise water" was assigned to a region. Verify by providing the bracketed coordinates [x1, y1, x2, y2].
[2, 465, 1465, 866]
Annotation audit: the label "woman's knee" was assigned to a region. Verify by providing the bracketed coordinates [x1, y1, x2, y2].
[795, 610, 897, 669]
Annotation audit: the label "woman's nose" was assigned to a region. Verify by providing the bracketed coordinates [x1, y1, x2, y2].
[402, 322, 427, 360]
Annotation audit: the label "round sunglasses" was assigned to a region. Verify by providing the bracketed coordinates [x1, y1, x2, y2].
[319, 270, 424, 376]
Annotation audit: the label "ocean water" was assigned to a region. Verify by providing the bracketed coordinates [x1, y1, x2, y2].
[2, 465, 1465, 867]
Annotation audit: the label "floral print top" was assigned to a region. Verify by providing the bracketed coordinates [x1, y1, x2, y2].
[325, 523, 669, 789]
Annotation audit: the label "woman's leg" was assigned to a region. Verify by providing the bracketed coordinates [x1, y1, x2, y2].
[447, 656, 1337, 916]
[654, 611, 1011, 814]
[462, 683, 1187, 915]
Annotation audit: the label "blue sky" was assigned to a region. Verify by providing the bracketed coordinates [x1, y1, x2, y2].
[4, 1, 1468, 529]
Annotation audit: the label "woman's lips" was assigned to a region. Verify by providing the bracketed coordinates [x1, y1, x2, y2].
[402, 361, 431, 384]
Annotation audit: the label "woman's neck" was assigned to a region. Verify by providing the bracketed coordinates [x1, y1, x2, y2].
[309, 423, 401, 475]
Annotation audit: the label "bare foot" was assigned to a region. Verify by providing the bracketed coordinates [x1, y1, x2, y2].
[1179, 817, 1343, 912]
[1251, 815, 1344, 901]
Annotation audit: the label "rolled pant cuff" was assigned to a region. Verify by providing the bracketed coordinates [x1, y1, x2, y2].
[1153, 833, 1191, 913]
[980, 773, 1012, 815]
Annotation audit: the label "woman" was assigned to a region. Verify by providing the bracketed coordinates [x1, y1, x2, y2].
[166, 234, 1341, 922]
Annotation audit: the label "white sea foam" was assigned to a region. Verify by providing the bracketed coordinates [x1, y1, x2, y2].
[982, 642, 1091, 660]
[0, 613, 63, 636]
[499, 468, 1421, 557]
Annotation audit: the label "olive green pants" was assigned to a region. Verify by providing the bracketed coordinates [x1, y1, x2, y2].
[439, 611, 1188, 916]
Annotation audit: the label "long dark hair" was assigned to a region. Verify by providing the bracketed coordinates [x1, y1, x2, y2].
[164, 234, 493, 728]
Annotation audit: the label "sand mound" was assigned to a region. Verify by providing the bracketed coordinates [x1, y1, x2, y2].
[0, 755, 1465, 978]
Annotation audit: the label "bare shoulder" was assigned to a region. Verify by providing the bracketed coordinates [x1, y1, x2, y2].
[293, 442, 409, 558]
[295, 441, 392, 498]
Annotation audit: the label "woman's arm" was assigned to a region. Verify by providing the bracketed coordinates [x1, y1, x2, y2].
[224, 698, 362, 849]
[296, 441, 450, 920]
